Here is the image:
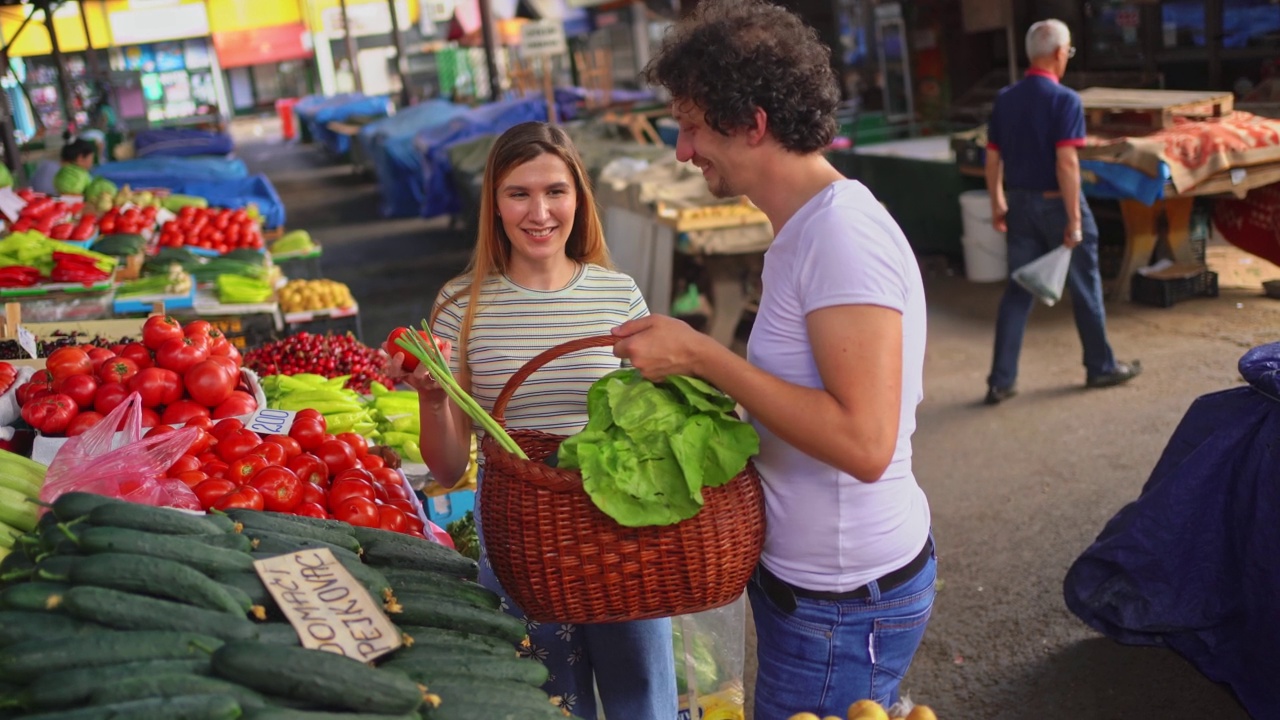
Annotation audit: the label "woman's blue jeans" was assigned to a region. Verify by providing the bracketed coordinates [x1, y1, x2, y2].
[988, 189, 1118, 390]
[748, 549, 937, 720]
[474, 470, 677, 719]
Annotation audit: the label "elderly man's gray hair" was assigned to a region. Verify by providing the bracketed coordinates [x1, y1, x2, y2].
[1026, 19, 1071, 60]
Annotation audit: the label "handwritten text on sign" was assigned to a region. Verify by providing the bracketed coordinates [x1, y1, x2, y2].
[253, 549, 402, 661]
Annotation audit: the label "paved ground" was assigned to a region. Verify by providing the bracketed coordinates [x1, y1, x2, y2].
[239, 118, 1272, 719]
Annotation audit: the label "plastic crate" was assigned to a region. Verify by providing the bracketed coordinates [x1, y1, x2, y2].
[203, 312, 280, 350]
[274, 251, 323, 281]
[1130, 268, 1219, 308]
[422, 489, 475, 529]
[281, 306, 362, 343]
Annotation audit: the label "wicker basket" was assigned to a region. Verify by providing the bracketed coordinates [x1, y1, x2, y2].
[479, 335, 766, 624]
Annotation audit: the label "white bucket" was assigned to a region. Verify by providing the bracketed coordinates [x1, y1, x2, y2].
[959, 190, 1008, 282]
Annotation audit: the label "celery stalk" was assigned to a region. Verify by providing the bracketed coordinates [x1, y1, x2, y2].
[394, 326, 527, 459]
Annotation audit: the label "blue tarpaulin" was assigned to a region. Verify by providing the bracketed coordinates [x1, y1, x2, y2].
[165, 175, 286, 230]
[414, 96, 549, 219]
[1081, 159, 1169, 206]
[308, 95, 392, 156]
[357, 100, 470, 218]
[134, 129, 234, 158]
[94, 157, 248, 185]
[1064, 341, 1280, 718]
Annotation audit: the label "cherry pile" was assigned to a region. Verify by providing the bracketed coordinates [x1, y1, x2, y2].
[242, 332, 391, 394]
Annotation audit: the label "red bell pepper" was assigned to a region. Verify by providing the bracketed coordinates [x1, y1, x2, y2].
[0, 266, 41, 288]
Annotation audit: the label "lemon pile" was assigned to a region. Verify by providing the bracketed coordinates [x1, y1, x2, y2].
[278, 278, 355, 313]
[789, 698, 938, 720]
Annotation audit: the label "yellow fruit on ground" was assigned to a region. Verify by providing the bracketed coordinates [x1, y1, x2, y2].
[905, 706, 937, 720]
[848, 699, 890, 720]
[787, 714, 822, 720]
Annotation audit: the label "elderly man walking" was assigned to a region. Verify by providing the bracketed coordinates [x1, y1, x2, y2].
[983, 19, 1140, 405]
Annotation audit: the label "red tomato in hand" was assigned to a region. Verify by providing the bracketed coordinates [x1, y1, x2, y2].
[97, 357, 139, 385]
[317, 440, 357, 475]
[194, 478, 237, 509]
[288, 418, 326, 451]
[332, 496, 380, 527]
[327, 477, 375, 507]
[142, 315, 185, 351]
[286, 453, 328, 488]
[161, 400, 211, 425]
[184, 359, 236, 408]
[336, 432, 368, 458]
[55, 373, 98, 409]
[251, 466, 303, 512]
[384, 328, 448, 372]
[212, 391, 257, 419]
[46, 347, 92, 382]
[264, 434, 302, 459]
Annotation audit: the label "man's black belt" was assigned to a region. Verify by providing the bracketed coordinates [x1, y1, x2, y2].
[754, 537, 933, 613]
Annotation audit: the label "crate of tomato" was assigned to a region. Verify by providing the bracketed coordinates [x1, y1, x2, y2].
[158, 207, 264, 255]
[97, 205, 158, 237]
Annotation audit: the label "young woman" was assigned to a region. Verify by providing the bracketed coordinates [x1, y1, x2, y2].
[385, 121, 677, 719]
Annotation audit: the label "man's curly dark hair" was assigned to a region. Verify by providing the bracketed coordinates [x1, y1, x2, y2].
[643, 0, 839, 153]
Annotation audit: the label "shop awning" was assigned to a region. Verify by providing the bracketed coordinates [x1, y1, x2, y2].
[212, 22, 313, 69]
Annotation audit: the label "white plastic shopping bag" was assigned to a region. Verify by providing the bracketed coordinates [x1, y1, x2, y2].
[1012, 245, 1072, 306]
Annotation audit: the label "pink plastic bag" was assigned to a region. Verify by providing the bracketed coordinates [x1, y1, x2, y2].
[40, 392, 203, 511]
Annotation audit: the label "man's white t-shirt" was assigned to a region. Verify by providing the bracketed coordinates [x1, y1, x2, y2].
[747, 179, 930, 593]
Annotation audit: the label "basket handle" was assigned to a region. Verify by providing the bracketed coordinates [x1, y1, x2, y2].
[491, 335, 618, 425]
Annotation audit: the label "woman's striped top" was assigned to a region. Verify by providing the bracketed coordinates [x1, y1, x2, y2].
[432, 263, 648, 435]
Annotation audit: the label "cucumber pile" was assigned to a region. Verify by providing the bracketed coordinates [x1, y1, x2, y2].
[0, 493, 566, 720]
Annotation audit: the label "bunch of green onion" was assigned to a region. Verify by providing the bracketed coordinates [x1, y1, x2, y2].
[394, 321, 528, 460]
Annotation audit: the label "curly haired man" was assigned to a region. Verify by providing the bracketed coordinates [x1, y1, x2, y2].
[611, 1, 936, 717]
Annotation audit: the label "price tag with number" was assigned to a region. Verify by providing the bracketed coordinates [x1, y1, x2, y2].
[0, 187, 28, 223]
[16, 325, 38, 359]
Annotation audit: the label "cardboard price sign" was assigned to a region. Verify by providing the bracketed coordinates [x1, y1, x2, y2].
[254, 549, 402, 661]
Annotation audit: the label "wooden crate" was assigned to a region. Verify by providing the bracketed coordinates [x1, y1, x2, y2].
[1079, 88, 1234, 136]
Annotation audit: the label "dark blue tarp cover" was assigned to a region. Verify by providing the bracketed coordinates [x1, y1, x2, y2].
[134, 129, 234, 158]
[414, 96, 549, 219]
[358, 100, 470, 218]
[310, 95, 392, 156]
[1082, 159, 1168, 205]
[94, 157, 248, 185]
[165, 175, 286, 230]
[1064, 341, 1280, 718]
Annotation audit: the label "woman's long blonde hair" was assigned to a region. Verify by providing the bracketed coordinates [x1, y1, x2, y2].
[431, 122, 613, 369]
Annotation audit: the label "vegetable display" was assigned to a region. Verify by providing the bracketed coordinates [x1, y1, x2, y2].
[158, 207, 264, 254]
[13, 316, 254, 437]
[557, 369, 759, 527]
[0, 493, 565, 718]
[244, 333, 392, 395]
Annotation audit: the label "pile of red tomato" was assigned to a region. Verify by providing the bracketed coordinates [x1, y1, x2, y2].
[7, 193, 95, 239]
[173, 410, 427, 537]
[16, 315, 256, 437]
[98, 205, 159, 236]
[157, 207, 263, 254]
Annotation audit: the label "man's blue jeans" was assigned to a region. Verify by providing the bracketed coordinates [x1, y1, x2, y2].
[748, 548, 937, 719]
[988, 190, 1117, 390]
